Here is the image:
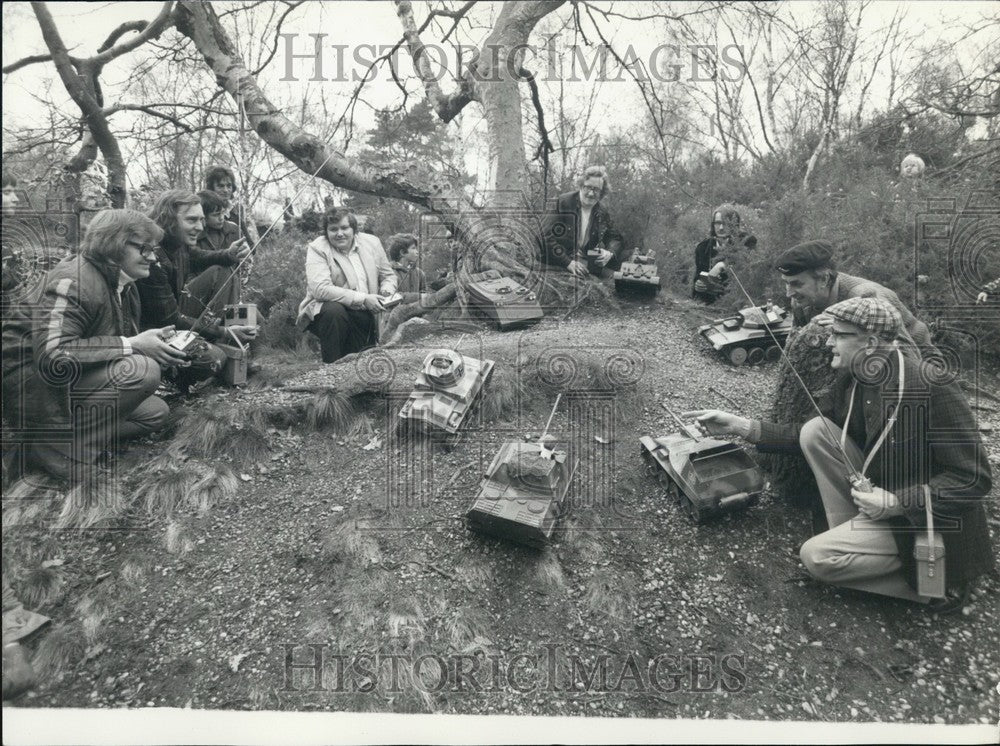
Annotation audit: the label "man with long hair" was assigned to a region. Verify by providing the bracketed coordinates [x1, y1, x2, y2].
[1, 209, 179, 482]
[137, 190, 256, 390]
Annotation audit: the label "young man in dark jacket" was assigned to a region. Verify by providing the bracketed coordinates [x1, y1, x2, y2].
[691, 204, 757, 303]
[687, 297, 993, 611]
[137, 190, 256, 390]
[1, 209, 182, 481]
[539, 166, 625, 279]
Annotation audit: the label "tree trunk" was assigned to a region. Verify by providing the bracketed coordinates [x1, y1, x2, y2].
[176, 0, 594, 336]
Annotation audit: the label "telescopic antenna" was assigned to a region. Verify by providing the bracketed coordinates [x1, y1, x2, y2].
[540, 393, 562, 443]
[726, 267, 868, 487]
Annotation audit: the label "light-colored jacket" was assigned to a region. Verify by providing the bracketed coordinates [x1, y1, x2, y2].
[296, 233, 398, 328]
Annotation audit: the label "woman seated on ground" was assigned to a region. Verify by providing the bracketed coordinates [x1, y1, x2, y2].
[295, 207, 398, 364]
[691, 204, 757, 304]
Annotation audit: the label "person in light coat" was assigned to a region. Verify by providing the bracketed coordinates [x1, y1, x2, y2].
[296, 207, 398, 363]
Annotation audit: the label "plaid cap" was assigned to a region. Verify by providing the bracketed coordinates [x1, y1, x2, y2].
[825, 296, 901, 337]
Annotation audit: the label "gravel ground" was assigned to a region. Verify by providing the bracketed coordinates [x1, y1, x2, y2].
[9, 294, 999, 722]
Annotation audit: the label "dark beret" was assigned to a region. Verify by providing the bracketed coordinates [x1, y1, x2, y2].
[774, 240, 835, 274]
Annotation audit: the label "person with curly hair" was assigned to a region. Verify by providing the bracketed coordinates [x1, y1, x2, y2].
[540, 166, 625, 279]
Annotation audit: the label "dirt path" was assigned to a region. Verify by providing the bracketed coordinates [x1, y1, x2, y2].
[11, 296, 999, 722]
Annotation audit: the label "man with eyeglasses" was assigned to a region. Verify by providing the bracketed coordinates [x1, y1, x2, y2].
[686, 297, 992, 612]
[1, 209, 179, 483]
[763, 241, 935, 536]
[539, 165, 625, 279]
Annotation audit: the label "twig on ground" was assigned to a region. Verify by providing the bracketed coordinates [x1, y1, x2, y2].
[406, 560, 458, 581]
[708, 385, 741, 408]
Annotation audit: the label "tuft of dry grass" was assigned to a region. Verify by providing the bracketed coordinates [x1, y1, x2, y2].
[480, 365, 523, 422]
[55, 474, 126, 530]
[134, 459, 237, 519]
[164, 519, 194, 555]
[533, 550, 568, 592]
[33, 623, 86, 677]
[306, 390, 355, 432]
[75, 593, 109, 645]
[583, 569, 635, 626]
[321, 518, 384, 567]
[118, 551, 152, 588]
[171, 407, 229, 457]
[387, 596, 427, 651]
[444, 605, 494, 655]
[225, 424, 270, 465]
[20, 565, 65, 608]
[188, 464, 239, 516]
[2, 478, 64, 531]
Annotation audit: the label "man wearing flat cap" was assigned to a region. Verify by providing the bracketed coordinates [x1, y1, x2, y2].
[687, 297, 993, 611]
[763, 240, 935, 529]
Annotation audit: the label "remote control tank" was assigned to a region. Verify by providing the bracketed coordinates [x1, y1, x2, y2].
[466, 440, 577, 548]
[640, 424, 763, 523]
[466, 270, 543, 329]
[614, 249, 660, 296]
[397, 349, 495, 434]
[698, 302, 792, 366]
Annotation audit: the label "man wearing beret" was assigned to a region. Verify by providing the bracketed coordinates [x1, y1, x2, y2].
[773, 240, 932, 349]
[763, 240, 935, 530]
[687, 297, 993, 611]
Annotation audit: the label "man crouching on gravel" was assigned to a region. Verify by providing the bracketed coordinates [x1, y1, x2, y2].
[685, 297, 993, 612]
[1, 209, 181, 482]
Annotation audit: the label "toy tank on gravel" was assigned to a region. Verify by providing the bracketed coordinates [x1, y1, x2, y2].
[397, 348, 494, 434]
[466, 440, 577, 548]
[698, 302, 792, 366]
[640, 424, 763, 523]
[466, 270, 543, 329]
[613, 248, 660, 296]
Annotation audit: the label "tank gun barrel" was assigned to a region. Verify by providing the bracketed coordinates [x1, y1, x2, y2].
[661, 402, 700, 441]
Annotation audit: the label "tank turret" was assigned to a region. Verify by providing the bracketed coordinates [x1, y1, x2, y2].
[698, 303, 793, 366]
[613, 248, 660, 296]
[466, 270, 543, 329]
[466, 441, 577, 548]
[398, 349, 495, 434]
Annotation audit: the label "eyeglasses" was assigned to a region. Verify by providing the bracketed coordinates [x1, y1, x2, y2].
[126, 240, 157, 258]
[581, 185, 602, 194]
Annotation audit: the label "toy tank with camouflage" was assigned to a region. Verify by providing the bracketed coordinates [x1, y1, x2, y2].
[466, 441, 577, 548]
[698, 302, 793, 366]
[397, 349, 494, 434]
